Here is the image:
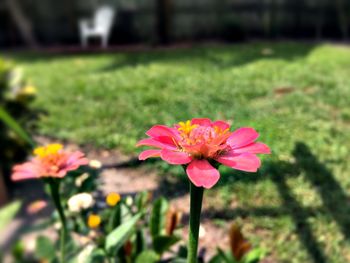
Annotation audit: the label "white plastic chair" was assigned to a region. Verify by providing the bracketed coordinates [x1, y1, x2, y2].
[79, 6, 115, 48]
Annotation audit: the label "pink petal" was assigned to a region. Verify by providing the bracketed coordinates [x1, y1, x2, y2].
[217, 152, 261, 172]
[160, 149, 192, 165]
[212, 120, 230, 130]
[191, 118, 212, 126]
[56, 170, 68, 178]
[139, 149, 161, 160]
[186, 159, 220, 189]
[136, 137, 177, 150]
[210, 131, 232, 146]
[146, 125, 179, 139]
[233, 142, 271, 154]
[11, 162, 40, 181]
[66, 151, 89, 168]
[227, 127, 259, 148]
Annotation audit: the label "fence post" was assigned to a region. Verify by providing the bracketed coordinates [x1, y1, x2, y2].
[0, 168, 8, 206]
[156, 0, 173, 44]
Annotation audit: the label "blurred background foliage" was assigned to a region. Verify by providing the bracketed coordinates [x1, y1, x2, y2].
[0, 57, 36, 194]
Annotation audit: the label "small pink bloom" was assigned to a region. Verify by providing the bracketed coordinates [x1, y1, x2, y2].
[12, 144, 89, 181]
[27, 200, 48, 214]
[137, 118, 270, 189]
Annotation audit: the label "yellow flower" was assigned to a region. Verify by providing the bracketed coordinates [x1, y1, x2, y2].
[87, 214, 101, 228]
[21, 85, 37, 95]
[33, 144, 63, 158]
[106, 193, 121, 207]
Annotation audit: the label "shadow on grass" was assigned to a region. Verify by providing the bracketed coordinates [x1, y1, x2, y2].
[6, 42, 317, 73]
[156, 142, 350, 263]
[96, 42, 316, 72]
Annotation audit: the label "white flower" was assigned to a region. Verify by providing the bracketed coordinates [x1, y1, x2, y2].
[77, 244, 95, 263]
[89, 160, 102, 169]
[125, 196, 133, 206]
[54, 221, 62, 230]
[68, 193, 95, 213]
[75, 172, 90, 187]
[199, 225, 206, 239]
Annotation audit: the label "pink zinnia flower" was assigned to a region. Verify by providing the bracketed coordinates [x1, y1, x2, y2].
[137, 118, 270, 189]
[12, 144, 89, 181]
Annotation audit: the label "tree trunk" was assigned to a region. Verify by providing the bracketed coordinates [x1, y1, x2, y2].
[6, 0, 38, 48]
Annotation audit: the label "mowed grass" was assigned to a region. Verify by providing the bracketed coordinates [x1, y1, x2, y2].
[7, 43, 350, 262]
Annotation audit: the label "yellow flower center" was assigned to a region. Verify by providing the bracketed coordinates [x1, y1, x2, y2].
[34, 144, 63, 158]
[106, 192, 121, 207]
[177, 120, 198, 135]
[177, 121, 229, 146]
[87, 214, 101, 228]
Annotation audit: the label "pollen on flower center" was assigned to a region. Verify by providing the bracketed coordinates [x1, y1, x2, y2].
[177, 120, 198, 135]
[179, 123, 229, 146]
[34, 144, 63, 158]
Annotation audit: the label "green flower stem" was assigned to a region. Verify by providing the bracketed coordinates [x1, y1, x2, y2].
[107, 203, 121, 232]
[48, 179, 67, 263]
[187, 181, 204, 263]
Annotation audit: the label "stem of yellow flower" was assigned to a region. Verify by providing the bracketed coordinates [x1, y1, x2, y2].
[107, 203, 121, 232]
[187, 182, 204, 263]
[48, 179, 67, 263]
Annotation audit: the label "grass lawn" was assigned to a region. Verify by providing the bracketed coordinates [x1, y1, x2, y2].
[7, 42, 350, 262]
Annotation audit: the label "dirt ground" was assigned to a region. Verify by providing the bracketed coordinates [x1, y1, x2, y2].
[0, 138, 273, 262]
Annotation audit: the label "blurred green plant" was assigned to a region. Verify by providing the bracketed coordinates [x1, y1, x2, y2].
[0, 57, 36, 181]
[77, 193, 182, 262]
[0, 201, 22, 263]
[0, 200, 21, 232]
[25, 191, 185, 263]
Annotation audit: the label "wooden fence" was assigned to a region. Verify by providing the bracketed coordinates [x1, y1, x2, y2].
[0, 0, 349, 46]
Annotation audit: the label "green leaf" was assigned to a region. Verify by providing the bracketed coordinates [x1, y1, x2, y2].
[0, 201, 21, 232]
[87, 249, 106, 263]
[120, 202, 132, 223]
[135, 191, 149, 211]
[243, 248, 266, 263]
[105, 213, 141, 253]
[68, 247, 106, 263]
[208, 248, 241, 263]
[177, 245, 187, 259]
[135, 229, 146, 255]
[11, 240, 25, 261]
[0, 106, 35, 146]
[71, 246, 104, 263]
[150, 197, 168, 238]
[208, 254, 225, 263]
[35, 236, 56, 261]
[107, 202, 121, 232]
[153, 235, 180, 255]
[135, 250, 159, 263]
[170, 259, 187, 263]
[216, 248, 233, 263]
